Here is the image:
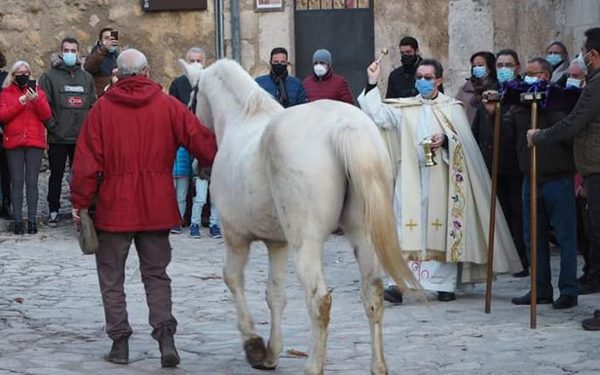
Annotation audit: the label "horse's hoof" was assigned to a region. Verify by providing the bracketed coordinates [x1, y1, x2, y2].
[244, 337, 268, 368]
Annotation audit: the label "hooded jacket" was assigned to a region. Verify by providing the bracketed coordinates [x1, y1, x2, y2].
[70, 76, 217, 232]
[38, 59, 96, 144]
[0, 83, 52, 149]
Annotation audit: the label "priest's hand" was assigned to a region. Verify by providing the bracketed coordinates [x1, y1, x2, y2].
[431, 133, 446, 150]
[367, 61, 380, 85]
[526, 129, 540, 147]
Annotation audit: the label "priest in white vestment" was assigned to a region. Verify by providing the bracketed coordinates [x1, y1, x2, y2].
[358, 58, 520, 302]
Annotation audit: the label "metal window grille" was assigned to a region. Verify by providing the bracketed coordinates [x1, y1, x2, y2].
[295, 0, 371, 10]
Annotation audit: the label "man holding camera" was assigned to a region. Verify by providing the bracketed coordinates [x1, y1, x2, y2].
[39, 37, 96, 227]
[84, 27, 119, 97]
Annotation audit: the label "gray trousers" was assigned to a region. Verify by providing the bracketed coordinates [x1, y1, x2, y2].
[5, 147, 43, 221]
[95, 230, 177, 340]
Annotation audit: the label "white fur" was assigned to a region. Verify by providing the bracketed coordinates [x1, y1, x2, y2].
[183, 59, 418, 375]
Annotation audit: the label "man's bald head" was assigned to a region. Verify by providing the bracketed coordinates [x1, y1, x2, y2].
[116, 48, 148, 78]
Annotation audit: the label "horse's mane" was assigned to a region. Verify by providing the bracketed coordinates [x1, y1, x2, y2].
[206, 59, 282, 117]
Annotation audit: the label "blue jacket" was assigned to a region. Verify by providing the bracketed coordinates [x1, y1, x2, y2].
[173, 147, 193, 177]
[255, 74, 307, 108]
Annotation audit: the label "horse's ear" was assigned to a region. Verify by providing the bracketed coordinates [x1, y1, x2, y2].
[178, 58, 201, 87]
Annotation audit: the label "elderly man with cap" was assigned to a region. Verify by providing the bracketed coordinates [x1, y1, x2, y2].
[303, 48, 354, 104]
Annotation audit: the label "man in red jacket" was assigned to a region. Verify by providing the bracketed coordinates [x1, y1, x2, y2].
[303, 48, 354, 104]
[70, 49, 217, 368]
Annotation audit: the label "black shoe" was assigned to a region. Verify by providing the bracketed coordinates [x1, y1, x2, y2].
[13, 222, 24, 235]
[579, 280, 600, 295]
[104, 337, 129, 365]
[158, 332, 180, 368]
[552, 294, 578, 309]
[438, 292, 456, 302]
[27, 220, 37, 234]
[511, 292, 553, 305]
[383, 285, 403, 304]
[0, 203, 12, 220]
[512, 269, 530, 278]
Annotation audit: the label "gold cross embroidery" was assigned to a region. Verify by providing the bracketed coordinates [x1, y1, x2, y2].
[405, 220, 418, 231]
[431, 218, 443, 231]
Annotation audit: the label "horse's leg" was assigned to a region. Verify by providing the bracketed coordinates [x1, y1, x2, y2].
[343, 198, 388, 375]
[261, 241, 289, 369]
[222, 232, 267, 368]
[293, 240, 331, 375]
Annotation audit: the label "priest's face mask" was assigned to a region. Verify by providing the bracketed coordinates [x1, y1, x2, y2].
[415, 65, 443, 98]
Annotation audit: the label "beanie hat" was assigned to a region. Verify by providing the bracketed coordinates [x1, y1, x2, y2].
[312, 49, 332, 65]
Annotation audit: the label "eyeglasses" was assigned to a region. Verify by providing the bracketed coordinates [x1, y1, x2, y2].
[415, 75, 436, 81]
[497, 63, 516, 68]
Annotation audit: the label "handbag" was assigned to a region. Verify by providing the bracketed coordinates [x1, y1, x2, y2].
[78, 208, 99, 254]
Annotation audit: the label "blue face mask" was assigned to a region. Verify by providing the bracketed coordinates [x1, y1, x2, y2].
[497, 67, 515, 83]
[415, 78, 435, 98]
[523, 76, 540, 85]
[566, 77, 582, 89]
[472, 66, 488, 79]
[546, 53, 562, 66]
[62, 52, 77, 67]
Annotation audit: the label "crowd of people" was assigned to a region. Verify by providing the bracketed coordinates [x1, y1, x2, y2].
[0, 24, 599, 368]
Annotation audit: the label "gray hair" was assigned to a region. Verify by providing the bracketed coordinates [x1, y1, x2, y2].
[185, 47, 206, 61]
[570, 57, 588, 75]
[2, 60, 31, 88]
[116, 48, 148, 78]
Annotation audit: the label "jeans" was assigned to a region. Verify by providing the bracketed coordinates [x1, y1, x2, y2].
[522, 177, 578, 297]
[173, 177, 190, 218]
[191, 177, 219, 227]
[6, 147, 43, 221]
[47, 143, 75, 212]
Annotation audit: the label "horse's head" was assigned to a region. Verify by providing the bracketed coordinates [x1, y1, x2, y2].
[178, 59, 215, 134]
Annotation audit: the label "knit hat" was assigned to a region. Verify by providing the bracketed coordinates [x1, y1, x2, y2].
[312, 49, 332, 65]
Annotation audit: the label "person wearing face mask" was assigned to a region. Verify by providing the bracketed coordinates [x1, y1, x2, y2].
[456, 51, 499, 124]
[84, 27, 120, 97]
[256, 47, 307, 108]
[495, 49, 521, 86]
[528, 29, 600, 326]
[358, 58, 520, 305]
[564, 57, 588, 89]
[385, 36, 423, 99]
[303, 49, 354, 104]
[39, 37, 96, 228]
[0, 60, 52, 234]
[503, 57, 579, 309]
[545, 41, 570, 84]
[70, 49, 217, 366]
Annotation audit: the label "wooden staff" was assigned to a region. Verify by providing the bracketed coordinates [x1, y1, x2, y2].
[529, 99, 539, 329]
[485, 100, 502, 313]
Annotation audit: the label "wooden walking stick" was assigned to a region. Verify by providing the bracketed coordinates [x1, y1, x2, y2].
[485, 95, 502, 314]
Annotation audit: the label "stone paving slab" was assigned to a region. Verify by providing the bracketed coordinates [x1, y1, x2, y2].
[1, 225, 600, 375]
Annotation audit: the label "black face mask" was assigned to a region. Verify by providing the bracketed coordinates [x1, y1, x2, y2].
[401, 54, 417, 66]
[270, 63, 288, 77]
[14, 74, 30, 87]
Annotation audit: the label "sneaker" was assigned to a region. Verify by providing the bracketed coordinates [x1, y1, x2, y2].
[209, 224, 222, 239]
[189, 224, 201, 238]
[170, 226, 182, 234]
[48, 212, 59, 227]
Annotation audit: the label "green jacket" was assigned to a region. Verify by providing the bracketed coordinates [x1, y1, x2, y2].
[39, 61, 96, 144]
[534, 68, 600, 176]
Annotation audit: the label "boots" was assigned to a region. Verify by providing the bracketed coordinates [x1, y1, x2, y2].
[104, 337, 129, 365]
[13, 221, 24, 235]
[158, 332, 180, 368]
[27, 220, 37, 234]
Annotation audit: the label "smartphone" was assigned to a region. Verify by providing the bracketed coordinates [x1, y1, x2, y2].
[27, 79, 36, 91]
[110, 30, 119, 40]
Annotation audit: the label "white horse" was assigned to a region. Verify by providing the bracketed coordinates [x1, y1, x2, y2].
[181, 59, 418, 375]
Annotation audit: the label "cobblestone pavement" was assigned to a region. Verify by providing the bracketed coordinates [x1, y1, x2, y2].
[1, 224, 600, 375]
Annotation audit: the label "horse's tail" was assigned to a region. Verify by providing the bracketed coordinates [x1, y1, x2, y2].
[333, 124, 420, 292]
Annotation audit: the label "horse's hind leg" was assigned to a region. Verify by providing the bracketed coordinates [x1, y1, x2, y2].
[222, 233, 267, 368]
[343, 201, 388, 375]
[259, 241, 289, 369]
[293, 239, 331, 375]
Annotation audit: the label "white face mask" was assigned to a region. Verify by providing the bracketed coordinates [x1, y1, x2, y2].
[313, 64, 328, 77]
[189, 62, 204, 73]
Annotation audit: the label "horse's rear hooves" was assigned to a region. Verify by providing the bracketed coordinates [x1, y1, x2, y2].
[244, 337, 269, 369]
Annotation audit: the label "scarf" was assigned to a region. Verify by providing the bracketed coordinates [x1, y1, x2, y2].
[270, 69, 289, 108]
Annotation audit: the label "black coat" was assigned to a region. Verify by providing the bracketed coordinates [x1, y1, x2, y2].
[385, 57, 421, 99]
[169, 75, 192, 106]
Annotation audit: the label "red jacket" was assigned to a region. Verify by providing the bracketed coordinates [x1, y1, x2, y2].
[303, 70, 354, 104]
[0, 84, 52, 149]
[70, 76, 217, 232]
